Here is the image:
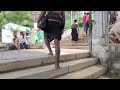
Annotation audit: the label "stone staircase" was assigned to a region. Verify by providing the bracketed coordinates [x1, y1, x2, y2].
[28, 29, 89, 50]
[59, 34, 89, 50]
[0, 43, 6, 52]
[30, 43, 43, 49]
[0, 50, 107, 79]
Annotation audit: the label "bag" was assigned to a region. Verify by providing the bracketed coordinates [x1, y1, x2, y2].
[39, 16, 48, 31]
[47, 11, 65, 29]
[38, 11, 53, 31]
[60, 18, 65, 30]
[39, 11, 65, 31]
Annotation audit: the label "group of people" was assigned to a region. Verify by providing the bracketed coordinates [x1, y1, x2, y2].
[71, 12, 92, 45]
[82, 12, 90, 35]
[10, 33, 29, 50]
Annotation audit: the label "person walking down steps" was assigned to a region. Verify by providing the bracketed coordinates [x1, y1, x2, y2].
[37, 11, 65, 69]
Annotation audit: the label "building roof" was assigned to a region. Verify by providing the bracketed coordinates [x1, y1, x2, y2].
[3, 23, 30, 32]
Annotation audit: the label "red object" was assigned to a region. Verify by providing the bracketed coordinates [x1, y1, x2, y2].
[82, 15, 87, 23]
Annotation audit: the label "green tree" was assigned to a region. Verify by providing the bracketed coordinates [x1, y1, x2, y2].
[65, 11, 83, 29]
[0, 11, 33, 29]
[0, 11, 33, 42]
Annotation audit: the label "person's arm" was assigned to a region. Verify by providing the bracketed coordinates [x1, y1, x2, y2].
[17, 38, 20, 50]
[61, 11, 65, 35]
[61, 11, 65, 25]
[37, 11, 46, 27]
[77, 24, 80, 32]
[13, 38, 15, 43]
[61, 11, 65, 19]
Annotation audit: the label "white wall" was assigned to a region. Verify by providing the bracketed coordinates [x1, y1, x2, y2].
[2, 29, 13, 43]
[92, 11, 109, 66]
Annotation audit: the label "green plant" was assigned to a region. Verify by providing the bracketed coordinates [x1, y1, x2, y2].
[64, 11, 83, 29]
[79, 23, 83, 27]
[65, 19, 71, 29]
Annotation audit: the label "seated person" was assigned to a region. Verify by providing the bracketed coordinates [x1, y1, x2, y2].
[7, 34, 20, 50]
[19, 34, 28, 49]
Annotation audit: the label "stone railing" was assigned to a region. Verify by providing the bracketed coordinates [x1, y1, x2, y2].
[107, 44, 120, 74]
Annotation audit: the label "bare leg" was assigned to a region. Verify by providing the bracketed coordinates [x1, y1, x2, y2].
[71, 40, 73, 46]
[44, 33, 53, 56]
[86, 28, 88, 35]
[54, 39, 60, 69]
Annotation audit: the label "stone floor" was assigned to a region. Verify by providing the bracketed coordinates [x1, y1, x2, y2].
[98, 72, 120, 79]
[0, 48, 89, 64]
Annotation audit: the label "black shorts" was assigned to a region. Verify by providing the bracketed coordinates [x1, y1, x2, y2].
[45, 21, 62, 41]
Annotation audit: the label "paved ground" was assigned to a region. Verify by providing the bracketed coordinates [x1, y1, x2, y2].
[0, 48, 89, 64]
[98, 72, 120, 79]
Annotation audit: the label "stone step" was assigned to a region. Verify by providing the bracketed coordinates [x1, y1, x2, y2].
[60, 43, 88, 46]
[0, 44, 6, 52]
[61, 38, 87, 42]
[0, 58, 98, 79]
[0, 48, 6, 52]
[54, 64, 107, 79]
[0, 52, 90, 73]
[30, 45, 43, 49]
[60, 46, 89, 50]
[97, 72, 120, 79]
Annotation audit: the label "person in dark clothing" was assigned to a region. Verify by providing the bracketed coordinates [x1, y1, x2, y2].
[37, 11, 65, 69]
[71, 20, 79, 45]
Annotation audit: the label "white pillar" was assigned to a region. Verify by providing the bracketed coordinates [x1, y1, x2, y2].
[92, 11, 109, 66]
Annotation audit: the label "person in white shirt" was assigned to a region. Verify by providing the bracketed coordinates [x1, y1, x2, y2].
[19, 34, 28, 49]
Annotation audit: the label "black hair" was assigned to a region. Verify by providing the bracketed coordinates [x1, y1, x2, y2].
[74, 19, 77, 22]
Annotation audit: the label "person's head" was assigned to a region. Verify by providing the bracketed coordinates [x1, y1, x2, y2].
[22, 34, 25, 38]
[14, 34, 17, 38]
[84, 13, 87, 15]
[74, 19, 77, 23]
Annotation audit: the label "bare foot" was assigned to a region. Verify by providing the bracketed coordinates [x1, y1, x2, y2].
[55, 63, 60, 69]
[48, 53, 53, 56]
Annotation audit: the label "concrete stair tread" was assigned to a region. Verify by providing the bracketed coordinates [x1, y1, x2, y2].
[97, 72, 120, 79]
[60, 43, 89, 46]
[0, 57, 98, 79]
[60, 39, 87, 43]
[61, 45, 89, 47]
[0, 52, 90, 73]
[54, 64, 107, 79]
[0, 44, 6, 48]
[60, 46, 89, 50]
[30, 44, 43, 49]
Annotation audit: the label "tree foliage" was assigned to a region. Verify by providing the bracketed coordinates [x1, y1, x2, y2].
[0, 11, 33, 30]
[65, 11, 83, 29]
[0, 11, 83, 30]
